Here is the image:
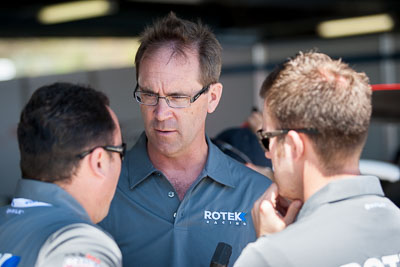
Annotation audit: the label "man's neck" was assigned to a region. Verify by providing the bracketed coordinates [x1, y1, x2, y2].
[55, 177, 97, 223]
[147, 138, 209, 200]
[303, 158, 361, 202]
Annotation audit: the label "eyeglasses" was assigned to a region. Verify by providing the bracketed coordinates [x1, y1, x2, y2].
[257, 128, 318, 151]
[78, 143, 126, 161]
[133, 83, 211, 108]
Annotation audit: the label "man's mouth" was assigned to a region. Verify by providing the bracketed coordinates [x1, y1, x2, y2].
[155, 129, 176, 134]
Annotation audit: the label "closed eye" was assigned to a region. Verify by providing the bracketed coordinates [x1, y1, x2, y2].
[169, 95, 190, 99]
[142, 92, 157, 96]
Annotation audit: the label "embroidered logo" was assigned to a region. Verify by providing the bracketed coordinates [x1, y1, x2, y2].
[204, 210, 247, 226]
[62, 253, 101, 267]
[11, 198, 52, 208]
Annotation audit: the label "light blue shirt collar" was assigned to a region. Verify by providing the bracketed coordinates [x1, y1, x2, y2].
[14, 178, 91, 221]
[126, 132, 238, 189]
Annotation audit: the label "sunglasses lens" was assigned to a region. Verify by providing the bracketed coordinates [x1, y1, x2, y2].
[261, 138, 269, 151]
[121, 143, 126, 161]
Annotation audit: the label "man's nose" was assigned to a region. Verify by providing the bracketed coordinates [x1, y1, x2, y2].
[154, 97, 173, 121]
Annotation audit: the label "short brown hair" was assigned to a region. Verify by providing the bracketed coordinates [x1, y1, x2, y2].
[260, 62, 285, 99]
[265, 51, 372, 171]
[134, 12, 222, 86]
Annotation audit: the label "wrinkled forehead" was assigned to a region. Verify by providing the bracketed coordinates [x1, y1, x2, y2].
[141, 43, 198, 64]
[138, 46, 202, 88]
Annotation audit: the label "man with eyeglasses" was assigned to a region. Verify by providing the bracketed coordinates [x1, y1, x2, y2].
[0, 82, 123, 266]
[234, 52, 400, 266]
[99, 12, 272, 267]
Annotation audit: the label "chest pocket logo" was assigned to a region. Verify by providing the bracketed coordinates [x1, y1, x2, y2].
[204, 210, 248, 225]
[0, 253, 21, 267]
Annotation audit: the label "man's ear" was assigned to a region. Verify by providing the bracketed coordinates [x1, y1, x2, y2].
[286, 130, 305, 161]
[87, 147, 108, 178]
[207, 82, 223, 113]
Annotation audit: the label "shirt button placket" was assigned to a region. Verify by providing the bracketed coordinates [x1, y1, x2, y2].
[169, 191, 177, 221]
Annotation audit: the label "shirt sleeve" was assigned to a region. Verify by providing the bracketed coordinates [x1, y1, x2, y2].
[35, 223, 122, 267]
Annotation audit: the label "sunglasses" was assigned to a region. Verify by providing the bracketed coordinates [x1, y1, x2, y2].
[78, 143, 127, 161]
[257, 128, 318, 151]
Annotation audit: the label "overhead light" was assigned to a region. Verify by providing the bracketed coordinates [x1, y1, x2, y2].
[0, 58, 16, 81]
[317, 14, 394, 38]
[131, 0, 201, 3]
[38, 0, 116, 25]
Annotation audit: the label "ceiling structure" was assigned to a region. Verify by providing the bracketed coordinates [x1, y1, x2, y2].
[1, 1, 399, 121]
[0, 0, 399, 42]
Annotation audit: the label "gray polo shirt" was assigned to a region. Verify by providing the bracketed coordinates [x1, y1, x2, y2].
[99, 132, 272, 267]
[234, 176, 400, 267]
[0, 179, 122, 267]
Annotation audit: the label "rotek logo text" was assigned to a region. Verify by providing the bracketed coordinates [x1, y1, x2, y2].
[204, 210, 247, 226]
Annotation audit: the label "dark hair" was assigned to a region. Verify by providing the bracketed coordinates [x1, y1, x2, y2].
[135, 12, 222, 86]
[17, 82, 116, 183]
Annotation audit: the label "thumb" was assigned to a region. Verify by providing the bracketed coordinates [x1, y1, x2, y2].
[283, 200, 302, 225]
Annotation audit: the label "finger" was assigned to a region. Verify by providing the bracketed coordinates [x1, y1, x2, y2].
[283, 200, 302, 225]
[258, 200, 286, 235]
[252, 183, 279, 220]
[266, 183, 279, 205]
[265, 183, 278, 197]
[259, 199, 274, 215]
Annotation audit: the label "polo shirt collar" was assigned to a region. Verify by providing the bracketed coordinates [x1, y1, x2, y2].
[297, 175, 384, 220]
[203, 135, 237, 188]
[13, 178, 91, 221]
[126, 132, 157, 190]
[127, 132, 237, 189]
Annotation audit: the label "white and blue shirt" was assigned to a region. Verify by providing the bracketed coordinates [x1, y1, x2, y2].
[0, 179, 122, 267]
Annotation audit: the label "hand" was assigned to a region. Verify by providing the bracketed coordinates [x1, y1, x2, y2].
[252, 183, 302, 237]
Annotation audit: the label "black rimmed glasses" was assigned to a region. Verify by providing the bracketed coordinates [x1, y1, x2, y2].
[78, 143, 126, 161]
[257, 128, 318, 151]
[133, 84, 211, 108]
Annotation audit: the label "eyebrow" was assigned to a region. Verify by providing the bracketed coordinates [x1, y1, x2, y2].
[137, 84, 188, 96]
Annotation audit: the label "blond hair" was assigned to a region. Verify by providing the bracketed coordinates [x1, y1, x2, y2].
[265, 51, 372, 171]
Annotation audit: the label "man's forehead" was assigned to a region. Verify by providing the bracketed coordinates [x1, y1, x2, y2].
[138, 49, 202, 91]
[142, 45, 198, 65]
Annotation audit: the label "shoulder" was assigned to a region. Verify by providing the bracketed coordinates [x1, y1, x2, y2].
[227, 155, 272, 188]
[234, 235, 291, 267]
[36, 223, 122, 267]
[209, 141, 272, 193]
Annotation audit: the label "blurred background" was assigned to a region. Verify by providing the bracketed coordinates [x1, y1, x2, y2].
[0, 0, 399, 204]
